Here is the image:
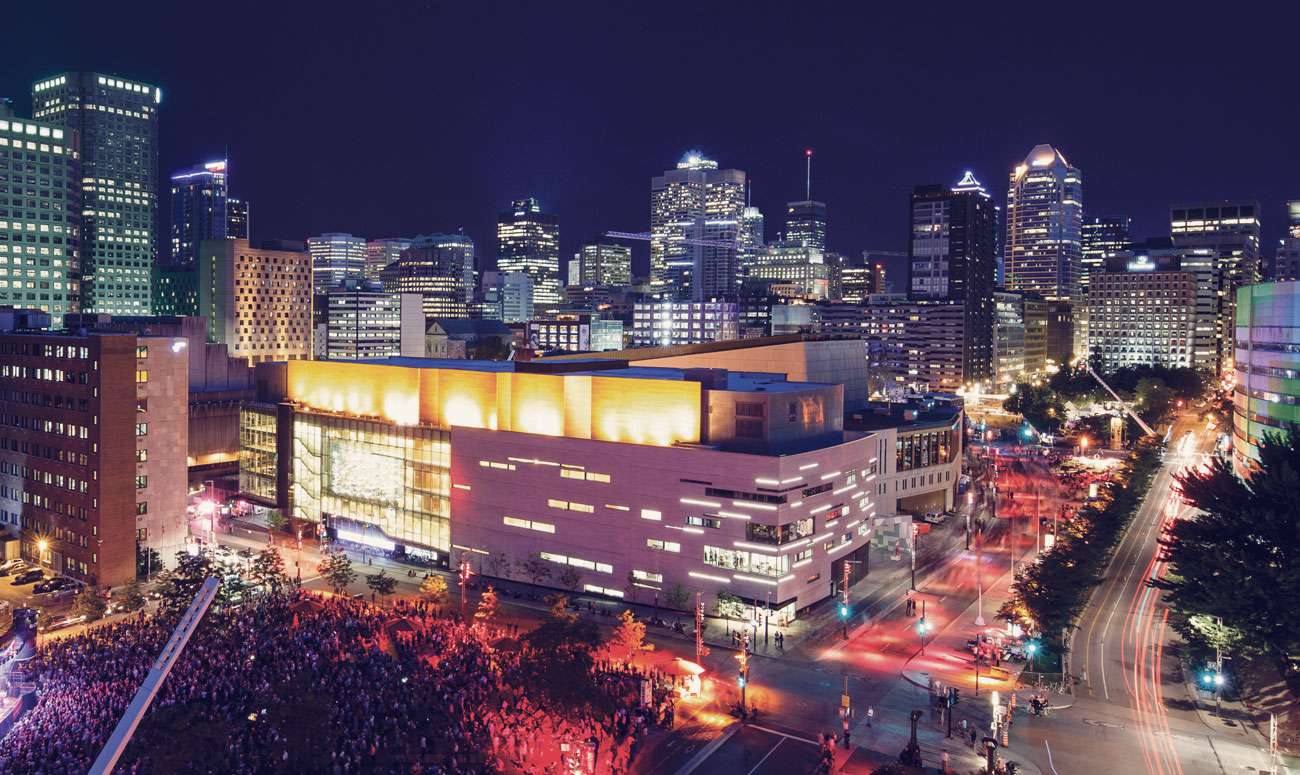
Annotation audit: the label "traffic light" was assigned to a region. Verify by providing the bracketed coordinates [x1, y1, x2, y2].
[1025, 641, 1040, 657]
[737, 675, 746, 688]
[916, 617, 930, 635]
[838, 603, 849, 619]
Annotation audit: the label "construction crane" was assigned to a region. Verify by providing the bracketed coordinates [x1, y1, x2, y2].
[604, 230, 740, 250]
[1083, 361, 1157, 437]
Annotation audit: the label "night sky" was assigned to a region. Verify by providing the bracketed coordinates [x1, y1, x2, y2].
[7, 2, 1299, 281]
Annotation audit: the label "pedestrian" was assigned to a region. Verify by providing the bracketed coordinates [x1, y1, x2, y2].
[969, 727, 977, 750]
[866, 706, 873, 727]
[941, 749, 950, 773]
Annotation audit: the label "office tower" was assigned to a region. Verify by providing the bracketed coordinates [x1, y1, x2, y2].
[322, 280, 424, 360]
[631, 300, 740, 346]
[240, 356, 897, 611]
[785, 200, 827, 250]
[739, 206, 765, 265]
[364, 238, 412, 281]
[1233, 281, 1300, 475]
[1269, 201, 1300, 282]
[1021, 294, 1048, 376]
[1087, 252, 1202, 372]
[200, 238, 313, 363]
[227, 198, 249, 240]
[650, 153, 746, 300]
[1005, 144, 1083, 303]
[908, 171, 998, 386]
[169, 160, 230, 268]
[32, 73, 160, 315]
[1081, 215, 1132, 288]
[1171, 201, 1262, 373]
[308, 232, 367, 289]
[993, 292, 1027, 391]
[842, 258, 887, 304]
[381, 233, 476, 318]
[742, 243, 829, 301]
[497, 198, 560, 310]
[862, 297, 966, 394]
[567, 256, 581, 287]
[0, 105, 81, 325]
[479, 270, 534, 323]
[0, 328, 189, 586]
[579, 242, 632, 287]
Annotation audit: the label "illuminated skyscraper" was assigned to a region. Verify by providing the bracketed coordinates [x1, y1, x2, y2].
[308, 232, 367, 289]
[1004, 144, 1083, 303]
[578, 242, 632, 287]
[169, 160, 230, 268]
[365, 238, 412, 281]
[650, 153, 746, 301]
[1081, 215, 1131, 289]
[32, 72, 160, 315]
[908, 171, 998, 385]
[1274, 201, 1300, 282]
[1171, 201, 1261, 373]
[785, 200, 827, 250]
[497, 198, 560, 312]
[739, 206, 765, 266]
[381, 233, 476, 318]
[227, 198, 250, 240]
[0, 104, 80, 325]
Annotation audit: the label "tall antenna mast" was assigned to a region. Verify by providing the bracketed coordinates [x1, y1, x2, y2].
[805, 148, 813, 200]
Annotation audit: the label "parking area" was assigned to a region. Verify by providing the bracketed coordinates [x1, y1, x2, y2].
[691, 724, 822, 775]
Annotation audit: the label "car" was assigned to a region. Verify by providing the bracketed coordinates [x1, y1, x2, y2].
[11, 569, 44, 585]
[34, 577, 80, 595]
[0, 561, 28, 577]
[38, 614, 86, 633]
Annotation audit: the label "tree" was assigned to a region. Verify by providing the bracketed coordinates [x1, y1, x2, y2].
[715, 590, 746, 620]
[217, 572, 246, 608]
[474, 585, 499, 628]
[1158, 433, 1300, 663]
[72, 586, 107, 622]
[610, 609, 646, 664]
[484, 551, 509, 577]
[663, 583, 690, 612]
[546, 593, 577, 624]
[420, 574, 449, 607]
[157, 551, 214, 613]
[364, 569, 398, 601]
[318, 551, 357, 596]
[624, 571, 641, 604]
[517, 554, 553, 586]
[250, 547, 288, 595]
[522, 595, 602, 707]
[557, 565, 582, 591]
[266, 509, 289, 535]
[121, 580, 147, 612]
[1003, 382, 1067, 433]
[136, 545, 161, 580]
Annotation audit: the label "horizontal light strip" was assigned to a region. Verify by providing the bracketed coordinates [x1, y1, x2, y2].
[689, 571, 730, 584]
[789, 500, 803, 508]
[715, 510, 752, 520]
[507, 456, 559, 467]
[778, 574, 796, 584]
[780, 477, 802, 484]
[820, 470, 842, 480]
[632, 582, 662, 591]
[451, 544, 489, 555]
[755, 477, 781, 486]
[798, 462, 819, 470]
[779, 538, 810, 552]
[846, 519, 862, 528]
[833, 484, 858, 495]
[452, 483, 471, 491]
[730, 501, 778, 512]
[605, 504, 630, 511]
[732, 541, 781, 554]
[732, 574, 779, 586]
[681, 497, 723, 508]
[812, 532, 833, 543]
[809, 504, 832, 515]
[829, 540, 855, 555]
[792, 558, 813, 568]
[825, 520, 838, 529]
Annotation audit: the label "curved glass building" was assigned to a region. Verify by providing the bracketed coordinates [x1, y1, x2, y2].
[1233, 281, 1300, 474]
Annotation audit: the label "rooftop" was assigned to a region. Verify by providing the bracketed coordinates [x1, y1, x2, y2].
[540, 333, 860, 362]
[844, 400, 962, 432]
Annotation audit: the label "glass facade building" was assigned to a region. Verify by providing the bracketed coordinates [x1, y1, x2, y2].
[650, 153, 746, 301]
[1232, 281, 1300, 475]
[1005, 145, 1083, 303]
[308, 232, 367, 289]
[380, 233, 475, 318]
[32, 72, 160, 315]
[496, 198, 560, 311]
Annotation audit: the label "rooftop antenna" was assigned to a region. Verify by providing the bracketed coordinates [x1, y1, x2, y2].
[746, 179, 752, 208]
[805, 148, 813, 201]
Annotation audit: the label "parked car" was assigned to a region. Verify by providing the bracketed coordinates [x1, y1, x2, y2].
[11, 569, 44, 586]
[38, 614, 86, 633]
[34, 577, 80, 595]
[0, 560, 28, 577]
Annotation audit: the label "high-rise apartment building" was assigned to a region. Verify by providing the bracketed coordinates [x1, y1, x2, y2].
[908, 171, 998, 385]
[650, 153, 746, 301]
[993, 292, 1027, 391]
[1232, 281, 1300, 475]
[1081, 215, 1132, 289]
[380, 233, 476, 319]
[1087, 253, 1203, 372]
[497, 198, 560, 311]
[1171, 201, 1261, 373]
[862, 296, 966, 394]
[785, 200, 827, 250]
[0, 105, 81, 325]
[32, 73, 160, 315]
[199, 238, 313, 364]
[322, 280, 425, 361]
[1005, 144, 1083, 303]
[578, 242, 632, 287]
[0, 329, 189, 586]
[364, 238, 412, 282]
[841, 259, 887, 304]
[631, 300, 740, 346]
[308, 232, 367, 289]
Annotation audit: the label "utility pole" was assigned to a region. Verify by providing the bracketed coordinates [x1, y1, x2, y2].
[736, 629, 750, 713]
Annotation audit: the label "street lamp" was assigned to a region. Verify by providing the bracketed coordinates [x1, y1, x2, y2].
[916, 601, 932, 655]
[1025, 640, 1040, 672]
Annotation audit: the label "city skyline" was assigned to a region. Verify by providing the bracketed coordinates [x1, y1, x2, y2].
[5, 4, 1297, 284]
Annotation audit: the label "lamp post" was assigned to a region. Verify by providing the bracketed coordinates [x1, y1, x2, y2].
[1026, 640, 1039, 673]
[917, 600, 931, 655]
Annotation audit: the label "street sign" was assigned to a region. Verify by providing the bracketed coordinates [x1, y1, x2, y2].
[842, 693, 851, 709]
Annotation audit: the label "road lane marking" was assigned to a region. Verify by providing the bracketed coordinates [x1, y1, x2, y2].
[1044, 739, 1059, 775]
[747, 724, 819, 746]
[746, 737, 785, 775]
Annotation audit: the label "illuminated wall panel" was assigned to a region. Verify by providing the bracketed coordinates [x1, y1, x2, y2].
[508, 372, 566, 437]
[590, 376, 700, 445]
[287, 360, 419, 425]
[563, 375, 593, 439]
[439, 369, 500, 430]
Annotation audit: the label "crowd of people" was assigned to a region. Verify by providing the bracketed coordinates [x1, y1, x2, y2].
[0, 591, 669, 773]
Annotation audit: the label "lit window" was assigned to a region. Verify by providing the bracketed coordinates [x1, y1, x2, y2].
[647, 539, 680, 553]
[640, 509, 662, 521]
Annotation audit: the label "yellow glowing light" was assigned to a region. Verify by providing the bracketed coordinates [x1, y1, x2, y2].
[37, 539, 48, 553]
[443, 395, 485, 428]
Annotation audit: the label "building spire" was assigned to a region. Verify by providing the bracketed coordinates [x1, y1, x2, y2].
[804, 148, 813, 200]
